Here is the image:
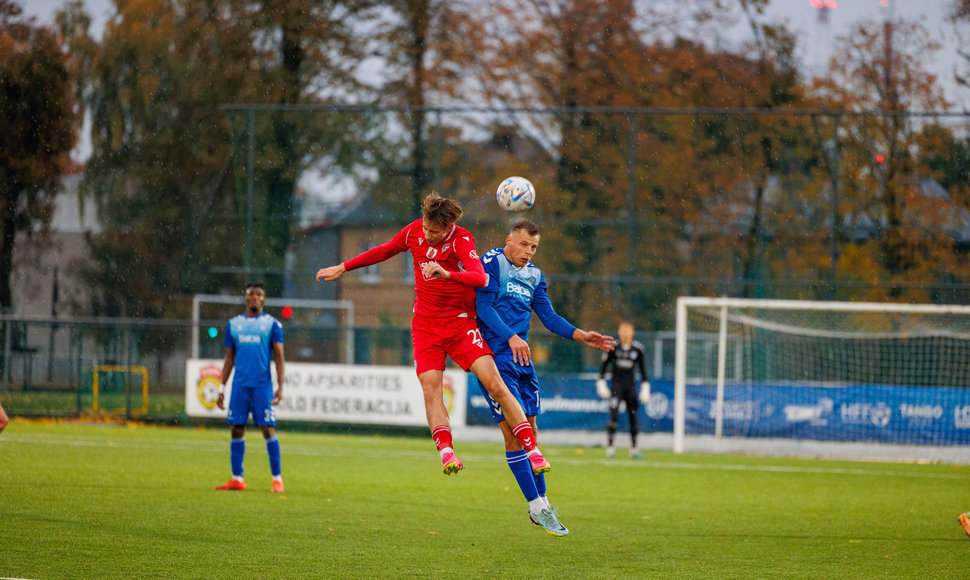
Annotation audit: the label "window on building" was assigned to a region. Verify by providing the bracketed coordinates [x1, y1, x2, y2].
[402, 253, 414, 285]
[360, 242, 380, 284]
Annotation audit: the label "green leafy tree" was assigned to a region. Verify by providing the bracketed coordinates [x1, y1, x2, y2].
[243, 0, 375, 293]
[365, 0, 480, 216]
[0, 1, 78, 312]
[62, 0, 374, 315]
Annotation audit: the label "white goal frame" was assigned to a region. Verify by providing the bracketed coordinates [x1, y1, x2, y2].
[673, 296, 970, 454]
[191, 294, 355, 363]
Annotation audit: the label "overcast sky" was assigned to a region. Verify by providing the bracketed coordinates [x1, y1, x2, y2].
[20, 0, 965, 163]
[22, 0, 958, 87]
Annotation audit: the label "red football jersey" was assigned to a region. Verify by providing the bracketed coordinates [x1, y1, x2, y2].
[343, 219, 488, 318]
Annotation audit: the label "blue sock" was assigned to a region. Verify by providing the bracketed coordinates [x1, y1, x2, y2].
[534, 470, 547, 499]
[506, 450, 539, 502]
[230, 438, 245, 478]
[266, 436, 281, 477]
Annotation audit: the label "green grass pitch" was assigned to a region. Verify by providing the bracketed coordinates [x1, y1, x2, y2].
[2, 420, 970, 578]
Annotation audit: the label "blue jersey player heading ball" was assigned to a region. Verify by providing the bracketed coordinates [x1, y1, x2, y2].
[215, 283, 286, 493]
[476, 218, 616, 537]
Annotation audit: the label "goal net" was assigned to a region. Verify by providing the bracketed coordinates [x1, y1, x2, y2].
[673, 297, 970, 453]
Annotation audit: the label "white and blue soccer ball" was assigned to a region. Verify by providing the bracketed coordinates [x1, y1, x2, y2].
[496, 176, 536, 213]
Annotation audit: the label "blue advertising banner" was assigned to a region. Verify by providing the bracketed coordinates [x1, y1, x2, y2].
[682, 381, 970, 446]
[467, 375, 970, 446]
[466, 375, 674, 433]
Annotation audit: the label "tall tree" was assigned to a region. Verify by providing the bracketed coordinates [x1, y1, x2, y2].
[369, 0, 476, 216]
[0, 1, 78, 312]
[245, 0, 373, 293]
[464, 0, 811, 325]
[62, 0, 373, 315]
[813, 15, 953, 301]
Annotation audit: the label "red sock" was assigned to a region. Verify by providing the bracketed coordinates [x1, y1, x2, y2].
[431, 425, 453, 452]
[512, 421, 537, 452]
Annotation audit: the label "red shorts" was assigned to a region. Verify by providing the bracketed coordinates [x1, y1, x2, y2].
[411, 315, 493, 375]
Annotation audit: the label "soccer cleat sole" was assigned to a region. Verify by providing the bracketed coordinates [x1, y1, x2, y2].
[959, 513, 970, 539]
[528, 451, 551, 475]
[529, 456, 551, 475]
[442, 461, 464, 475]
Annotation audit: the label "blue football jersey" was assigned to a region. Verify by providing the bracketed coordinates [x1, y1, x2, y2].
[477, 247, 575, 357]
[224, 313, 284, 388]
[478, 247, 543, 354]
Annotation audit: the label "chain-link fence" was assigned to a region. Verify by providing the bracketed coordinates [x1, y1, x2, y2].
[2, 316, 671, 421]
[221, 105, 970, 334]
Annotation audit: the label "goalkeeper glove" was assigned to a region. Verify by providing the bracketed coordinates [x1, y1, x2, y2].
[639, 381, 651, 404]
[596, 379, 610, 399]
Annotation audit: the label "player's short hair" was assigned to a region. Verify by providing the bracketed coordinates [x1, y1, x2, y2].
[245, 282, 265, 293]
[510, 218, 539, 237]
[619, 320, 634, 330]
[422, 191, 463, 227]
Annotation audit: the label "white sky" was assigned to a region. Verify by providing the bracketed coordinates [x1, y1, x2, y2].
[759, 1, 959, 103]
[20, 0, 965, 164]
[23, 0, 959, 92]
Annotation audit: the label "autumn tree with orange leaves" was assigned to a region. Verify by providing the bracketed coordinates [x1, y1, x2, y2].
[813, 15, 960, 303]
[461, 0, 815, 328]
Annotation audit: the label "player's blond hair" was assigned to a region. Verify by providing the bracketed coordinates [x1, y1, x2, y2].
[422, 191, 463, 227]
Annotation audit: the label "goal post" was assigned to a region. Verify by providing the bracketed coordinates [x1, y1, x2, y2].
[191, 294, 355, 363]
[673, 297, 970, 454]
[92, 365, 149, 415]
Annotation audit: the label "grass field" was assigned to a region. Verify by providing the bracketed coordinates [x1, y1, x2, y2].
[2, 421, 970, 579]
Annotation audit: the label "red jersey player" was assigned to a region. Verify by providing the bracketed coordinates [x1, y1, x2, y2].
[315, 192, 550, 476]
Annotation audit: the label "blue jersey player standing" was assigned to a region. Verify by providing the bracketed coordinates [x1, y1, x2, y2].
[215, 283, 286, 493]
[476, 219, 615, 536]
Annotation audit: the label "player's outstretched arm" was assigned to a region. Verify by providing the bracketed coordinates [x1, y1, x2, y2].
[573, 329, 616, 352]
[316, 263, 346, 282]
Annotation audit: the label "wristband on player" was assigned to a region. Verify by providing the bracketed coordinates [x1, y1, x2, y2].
[218, 383, 225, 395]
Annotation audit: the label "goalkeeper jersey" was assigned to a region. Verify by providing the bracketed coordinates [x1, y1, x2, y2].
[600, 341, 648, 387]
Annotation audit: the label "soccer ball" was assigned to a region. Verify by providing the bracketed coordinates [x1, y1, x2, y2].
[496, 176, 536, 212]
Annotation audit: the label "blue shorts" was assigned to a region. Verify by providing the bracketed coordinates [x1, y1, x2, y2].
[479, 354, 540, 423]
[226, 385, 277, 427]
